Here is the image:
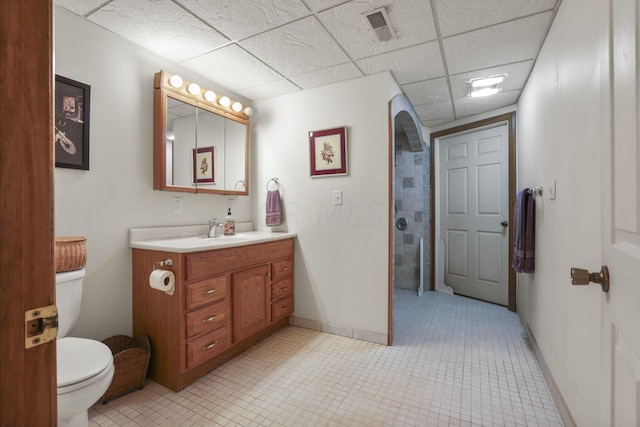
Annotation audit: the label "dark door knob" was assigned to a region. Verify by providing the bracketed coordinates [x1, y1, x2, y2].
[500, 221, 509, 228]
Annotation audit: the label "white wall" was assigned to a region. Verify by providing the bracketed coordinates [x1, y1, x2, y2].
[54, 6, 252, 340]
[252, 73, 394, 343]
[516, 0, 607, 424]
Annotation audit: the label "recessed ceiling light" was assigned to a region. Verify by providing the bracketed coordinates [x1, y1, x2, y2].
[469, 74, 507, 97]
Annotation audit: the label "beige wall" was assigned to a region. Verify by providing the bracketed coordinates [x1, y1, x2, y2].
[55, 5, 396, 344]
[516, 0, 608, 424]
[54, 6, 252, 339]
[251, 73, 394, 343]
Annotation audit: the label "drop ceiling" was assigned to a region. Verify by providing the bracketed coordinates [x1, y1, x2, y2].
[54, 0, 561, 128]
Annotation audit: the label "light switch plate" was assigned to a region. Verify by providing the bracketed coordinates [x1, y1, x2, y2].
[333, 190, 343, 205]
[548, 179, 556, 200]
[173, 197, 183, 214]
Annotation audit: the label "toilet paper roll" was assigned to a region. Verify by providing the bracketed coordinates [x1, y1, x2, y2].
[149, 269, 175, 295]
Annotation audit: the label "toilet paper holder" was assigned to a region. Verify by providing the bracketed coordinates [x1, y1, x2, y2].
[152, 258, 173, 270]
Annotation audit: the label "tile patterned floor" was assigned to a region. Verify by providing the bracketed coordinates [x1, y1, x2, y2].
[89, 290, 563, 426]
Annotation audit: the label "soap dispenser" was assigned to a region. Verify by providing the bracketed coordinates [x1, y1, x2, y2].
[224, 208, 236, 236]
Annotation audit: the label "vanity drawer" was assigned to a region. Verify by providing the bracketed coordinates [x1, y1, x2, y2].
[185, 300, 226, 339]
[271, 278, 293, 302]
[185, 239, 293, 281]
[271, 259, 293, 282]
[185, 276, 226, 310]
[271, 296, 294, 322]
[186, 327, 228, 368]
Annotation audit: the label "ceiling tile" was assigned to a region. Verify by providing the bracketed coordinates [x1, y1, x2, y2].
[356, 41, 445, 85]
[55, 0, 110, 16]
[175, 0, 311, 41]
[449, 60, 534, 99]
[289, 63, 363, 89]
[424, 117, 457, 128]
[401, 77, 450, 107]
[317, 0, 437, 60]
[239, 16, 349, 76]
[238, 79, 300, 100]
[442, 13, 551, 74]
[414, 100, 455, 124]
[87, 0, 229, 63]
[443, 12, 552, 75]
[454, 90, 520, 116]
[435, 0, 557, 37]
[181, 45, 282, 92]
[56, 0, 559, 126]
[304, 0, 349, 12]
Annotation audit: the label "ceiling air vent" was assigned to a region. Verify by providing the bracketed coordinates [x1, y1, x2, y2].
[363, 7, 396, 42]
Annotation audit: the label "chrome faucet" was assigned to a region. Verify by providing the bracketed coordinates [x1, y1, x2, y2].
[208, 218, 223, 237]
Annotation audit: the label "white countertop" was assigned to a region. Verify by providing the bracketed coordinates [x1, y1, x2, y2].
[129, 224, 296, 253]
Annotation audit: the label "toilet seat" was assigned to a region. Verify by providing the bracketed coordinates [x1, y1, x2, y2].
[57, 337, 113, 394]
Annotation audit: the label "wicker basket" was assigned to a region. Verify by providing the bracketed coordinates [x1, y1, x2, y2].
[54, 237, 87, 273]
[100, 334, 151, 403]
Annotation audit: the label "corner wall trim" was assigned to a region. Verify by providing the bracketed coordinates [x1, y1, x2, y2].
[524, 324, 577, 427]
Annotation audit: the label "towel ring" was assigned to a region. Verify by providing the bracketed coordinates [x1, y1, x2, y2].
[266, 177, 280, 191]
[235, 180, 246, 191]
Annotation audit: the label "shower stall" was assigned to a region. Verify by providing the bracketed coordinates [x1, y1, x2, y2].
[391, 95, 431, 294]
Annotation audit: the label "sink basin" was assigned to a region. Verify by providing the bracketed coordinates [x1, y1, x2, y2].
[129, 228, 297, 253]
[153, 234, 252, 248]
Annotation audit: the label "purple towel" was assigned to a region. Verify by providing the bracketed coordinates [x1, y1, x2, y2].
[512, 188, 535, 273]
[266, 189, 282, 226]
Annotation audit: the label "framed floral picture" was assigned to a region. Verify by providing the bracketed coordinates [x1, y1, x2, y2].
[309, 126, 347, 177]
[193, 146, 215, 184]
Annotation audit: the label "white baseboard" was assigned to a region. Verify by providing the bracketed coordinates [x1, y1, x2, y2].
[523, 324, 577, 427]
[290, 315, 388, 345]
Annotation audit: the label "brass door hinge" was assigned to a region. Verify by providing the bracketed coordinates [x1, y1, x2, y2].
[25, 305, 58, 349]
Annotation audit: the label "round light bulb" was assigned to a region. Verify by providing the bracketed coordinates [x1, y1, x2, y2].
[243, 107, 254, 116]
[187, 83, 201, 95]
[168, 74, 183, 88]
[204, 90, 216, 102]
[231, 101, 243, 112]
[219, 96, 231, 107]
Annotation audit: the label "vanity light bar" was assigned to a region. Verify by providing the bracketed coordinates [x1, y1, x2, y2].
[157, 70, 253, 118]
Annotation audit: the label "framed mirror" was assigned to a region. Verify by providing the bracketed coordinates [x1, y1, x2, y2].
[154, 71, 249, 195]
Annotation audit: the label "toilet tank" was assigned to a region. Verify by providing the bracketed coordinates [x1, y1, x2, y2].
[55, 268, 85, 338]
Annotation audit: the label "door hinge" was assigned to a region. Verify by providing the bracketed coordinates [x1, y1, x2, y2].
[25, 304, 58, 349]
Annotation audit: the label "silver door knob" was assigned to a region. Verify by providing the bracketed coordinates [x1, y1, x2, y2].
[500, 221, 508, 228]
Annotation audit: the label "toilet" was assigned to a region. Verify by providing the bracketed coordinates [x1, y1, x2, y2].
[56, 268, 114, 427]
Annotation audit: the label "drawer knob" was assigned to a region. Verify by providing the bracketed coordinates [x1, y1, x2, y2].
[201, 288, 217, 295]
[280, 305, 288, 311]
[280, 287, 288, 291]
[201, 315, 217, 323]
[202, 341, 218, 351]
[280, 267, 289, 271]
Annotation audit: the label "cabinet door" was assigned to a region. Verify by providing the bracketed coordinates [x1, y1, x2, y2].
[232, 264, 269, 343]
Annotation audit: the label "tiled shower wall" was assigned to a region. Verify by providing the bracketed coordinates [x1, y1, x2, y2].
[394, 133, 430, 291]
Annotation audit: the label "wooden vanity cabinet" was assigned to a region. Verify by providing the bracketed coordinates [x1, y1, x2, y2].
[132, 238, 294, 391]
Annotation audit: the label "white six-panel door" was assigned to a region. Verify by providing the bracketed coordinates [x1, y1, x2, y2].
[439, 124, 509, 306]
[602, 0, 640, 423]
